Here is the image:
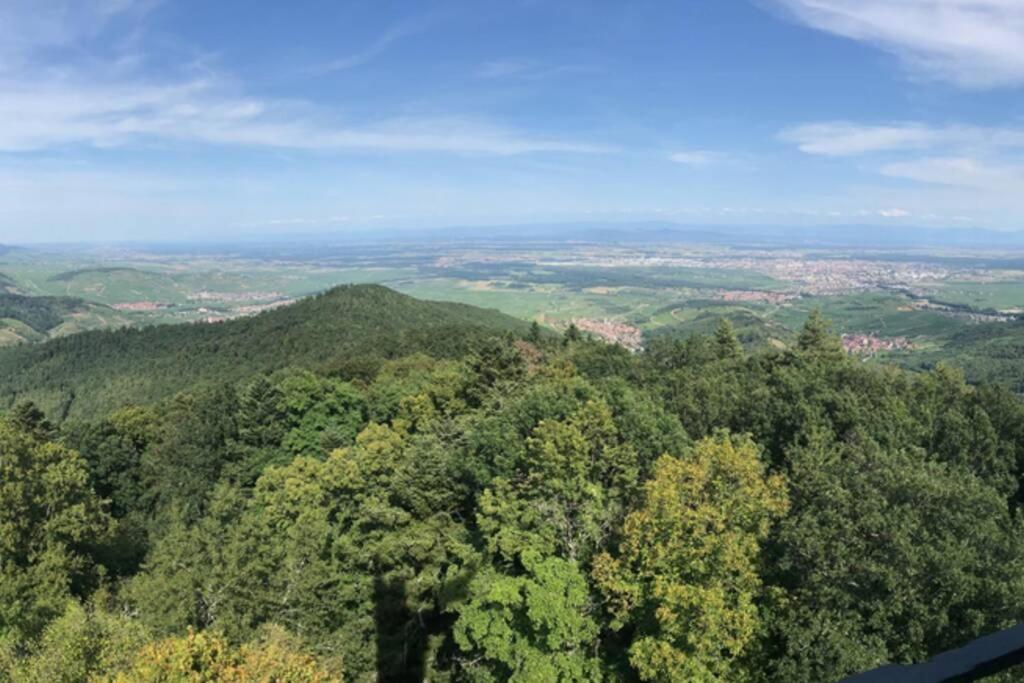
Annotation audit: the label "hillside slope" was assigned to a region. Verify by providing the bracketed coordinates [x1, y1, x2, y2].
[0, 284, 532, 420]
[898, 319, 1024, 393]
[0, 292, 133, 346]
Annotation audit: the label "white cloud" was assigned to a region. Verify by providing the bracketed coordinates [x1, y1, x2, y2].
[0, 2, 607, 157]
[768, 0, 1024, 87]
[781, 120, 1024, 193]
[0, 0, 155, 67]
[0, 73, 609, 156]
[780, 122, 941, 156]
[669, 150, 723, 166]
[780, 122, 1024, 156]
[881, 156, 1024, 190]
[878, 207, 910, 217]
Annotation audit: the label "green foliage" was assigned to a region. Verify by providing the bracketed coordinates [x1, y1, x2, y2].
[0, 600, 150, 682]
[129, 424, 472, 680]
[3, 296, 1024, 682]
[594, 434, 789, 682]
[453, 551, 602, 682]
[478, 400, 639, 565]
[796, 309, 844, 360]
[0, 414, 113, 640]
[762, 433, 1024, 682]
[0, 293, 89, 335]
[0, 284, 533, 420]
[714, 317, 743, 360]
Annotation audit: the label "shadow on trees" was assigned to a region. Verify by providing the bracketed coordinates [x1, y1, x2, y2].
[374, 575, 427, 682]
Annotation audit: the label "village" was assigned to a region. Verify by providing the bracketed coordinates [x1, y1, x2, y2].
[841, 333, 914, 356]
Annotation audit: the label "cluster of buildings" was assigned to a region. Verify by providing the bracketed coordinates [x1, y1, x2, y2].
[571, 318, 644, 351]
[188, 290, 284, 303]
[111, 301, 170, 312]
[440, 247, 963, 298]
[841, 334, 914, 356]
[715, 289, 798, 304]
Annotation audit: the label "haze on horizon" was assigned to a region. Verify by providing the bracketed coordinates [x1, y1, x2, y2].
[3, 0, 1024, 243]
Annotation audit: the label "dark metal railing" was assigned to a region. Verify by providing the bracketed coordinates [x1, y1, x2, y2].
[842, 623, 1024, 682]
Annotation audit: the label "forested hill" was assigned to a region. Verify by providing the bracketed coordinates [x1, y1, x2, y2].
[0, 284, 533, 420]
[0, 292, 90, 334]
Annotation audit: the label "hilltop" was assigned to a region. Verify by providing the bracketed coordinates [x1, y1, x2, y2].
[0, 284, 533, 420]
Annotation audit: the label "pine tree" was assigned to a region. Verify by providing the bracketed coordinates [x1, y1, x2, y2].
[796, 310, 843, 359]
[713, 318, 743, 360]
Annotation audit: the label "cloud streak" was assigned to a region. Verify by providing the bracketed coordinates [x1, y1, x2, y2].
[768, 0, 1024, 87]
[781, 120, 1024, 195]
[669, 150, 724, 167]
[0, 0, 157, 66]
[312, 20, 427, 75]
[0, 2, 607, 157]
[0, 74, 609, 156]
[881, 157, 1024, 191]
[780, 122, 1024, 156]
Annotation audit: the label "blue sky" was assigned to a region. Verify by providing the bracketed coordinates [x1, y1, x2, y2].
[2, 0, 1024, 242]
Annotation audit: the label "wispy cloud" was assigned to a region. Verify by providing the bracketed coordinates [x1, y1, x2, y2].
[767, 0, 1024, 87]
[0, 75, 610, 155]
[0, 0, 157, 66]
[781, 120, 1024, 195]
[0, 2, 608, 157]
[878, 207, 910, 217]
[312, 21, 425, 75]
[780, 122, 1024, 156]
[881, 157, 1024, 191]
[669, 150, 725, 167]
[475, 60, 599, 80]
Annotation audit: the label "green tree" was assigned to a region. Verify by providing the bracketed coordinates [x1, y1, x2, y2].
[0, 600, 150, 683]
[714, 318, 743, 360]
[593, 433, 789, 683]
[762, 433, 1024, 682]
[796, 310, 843, 360]
[528, 320, 543, 344]
[131, 423, 472, 681]
[564, 323, 582, 344]
[275, 369, 366, 457]
[66, 406, 156, 519]
[453, 550, 602, 682]
[463, 337, 527, 407]
[140, 384, 239, 522]
[478, 400, 640, 565]
[0, 417, 113, 640]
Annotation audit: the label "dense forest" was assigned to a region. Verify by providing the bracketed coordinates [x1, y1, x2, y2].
[0, 285, 533, 420]
[2, 287, 1024, 681]
[905, 319, 1024, 394]
[0, 292, 91, 335]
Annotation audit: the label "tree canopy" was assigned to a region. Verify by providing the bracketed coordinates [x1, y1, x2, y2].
[0, 294, 1022, 681]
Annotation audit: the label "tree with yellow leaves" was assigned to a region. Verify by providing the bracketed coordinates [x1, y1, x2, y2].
[593, 432, 788, 682]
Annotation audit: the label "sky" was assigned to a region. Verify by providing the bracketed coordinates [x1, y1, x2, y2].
[2, 0, 1024, 242]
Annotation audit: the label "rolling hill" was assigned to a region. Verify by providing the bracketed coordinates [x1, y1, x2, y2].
[0, 292, 132, 346]
[899, 319, 1024, 393]
[0, 284, 534, 420]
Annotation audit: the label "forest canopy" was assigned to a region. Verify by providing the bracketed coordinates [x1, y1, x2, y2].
[1, 289, 1023, 681]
